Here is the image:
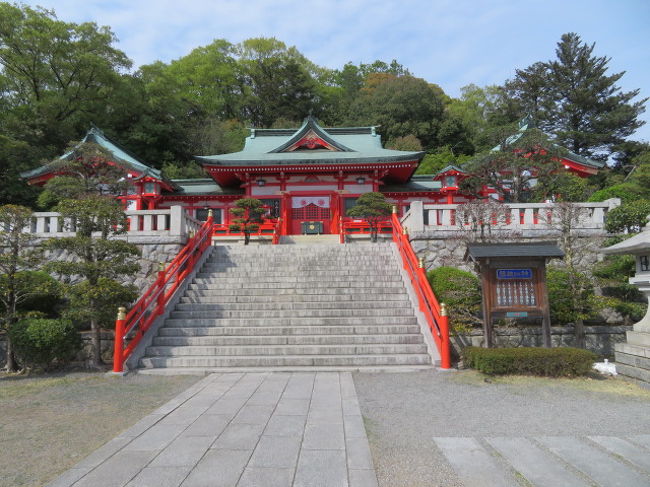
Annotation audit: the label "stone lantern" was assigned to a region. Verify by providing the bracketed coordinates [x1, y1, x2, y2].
[602, 216, 650, 383]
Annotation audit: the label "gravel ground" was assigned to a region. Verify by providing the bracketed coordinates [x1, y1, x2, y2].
[0, 371, 199, 487]
[353, 369, 650, 487]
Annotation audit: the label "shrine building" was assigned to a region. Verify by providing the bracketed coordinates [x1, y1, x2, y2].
[22, 116, 604, 236]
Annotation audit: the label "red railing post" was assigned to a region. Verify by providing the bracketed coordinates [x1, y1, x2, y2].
[439, 303, 451, 369]
[155, 263, 166, 316]
[113, 306, 127, 373]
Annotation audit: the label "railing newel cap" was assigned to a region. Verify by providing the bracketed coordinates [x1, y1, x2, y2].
[117, 307, 126, 320]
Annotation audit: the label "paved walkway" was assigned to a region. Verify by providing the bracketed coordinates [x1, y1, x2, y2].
[435, 435, 650, 487]
[47, 372, 378, 487]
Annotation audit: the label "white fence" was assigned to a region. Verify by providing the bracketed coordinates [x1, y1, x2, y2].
[401, 199, 621, 233]
[26, 206, 202, 240]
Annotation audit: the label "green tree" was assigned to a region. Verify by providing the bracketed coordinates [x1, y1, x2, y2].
[346, 192, 392, 242]
[236, 38, 320, 127]
[45, 196, 139, 367]
[0, 205, 51, 371]
[547, 267, 599, 332]
[229, 198, 266, 245]
[605, 200, 650, 233]
[502, 33, 647, 161]
[0, 3, 131, 151]
[427, 266, 481, 332]
[348, 74, 445, 148]
[460, 127, 562, 202]
[37, 141, 131, 208]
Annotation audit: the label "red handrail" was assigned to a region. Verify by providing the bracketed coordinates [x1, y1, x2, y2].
[340, 219, 392, 242]
[391, 212, 451, 369]
[113, 214, 214, 373]
[272, 218, 282, 245]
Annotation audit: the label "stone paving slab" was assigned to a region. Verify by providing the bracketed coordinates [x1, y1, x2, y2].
[435, 434, 650, 487]
[46, 372, 379, 487]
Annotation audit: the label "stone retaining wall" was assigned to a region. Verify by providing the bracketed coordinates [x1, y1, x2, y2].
[452, 325, 631, 357]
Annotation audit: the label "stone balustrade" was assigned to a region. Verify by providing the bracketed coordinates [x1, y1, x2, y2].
[401, 199, 621, 234]
[25, 205, 199, 242]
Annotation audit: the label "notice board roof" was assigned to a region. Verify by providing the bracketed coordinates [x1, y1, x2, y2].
[465, 242, 564, 261]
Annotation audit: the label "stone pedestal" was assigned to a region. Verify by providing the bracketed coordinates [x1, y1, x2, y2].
[614, 285, 650, 383]
[602, 221, 650, 384]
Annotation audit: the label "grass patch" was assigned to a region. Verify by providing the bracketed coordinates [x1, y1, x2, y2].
[0, 371, 199, 487]
[449, 369, 650, 398]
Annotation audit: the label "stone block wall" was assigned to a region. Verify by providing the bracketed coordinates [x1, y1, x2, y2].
[452, 325, 631, 358]
[409, 230, 605, 272]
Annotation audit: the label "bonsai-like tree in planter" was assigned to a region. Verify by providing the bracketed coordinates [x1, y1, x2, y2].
[347, 192, 392, 242]
[229, 198, 266, 245]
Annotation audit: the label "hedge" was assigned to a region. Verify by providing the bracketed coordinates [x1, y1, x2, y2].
[10, 318, 81, 370]
[462, 346, 597, 377]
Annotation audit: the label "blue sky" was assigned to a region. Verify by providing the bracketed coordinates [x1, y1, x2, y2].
[28, 0, 650, 143]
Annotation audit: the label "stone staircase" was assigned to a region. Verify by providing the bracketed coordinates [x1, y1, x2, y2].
[138, 243, 434, 373]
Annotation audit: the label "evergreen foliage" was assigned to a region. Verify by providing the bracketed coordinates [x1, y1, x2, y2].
[0, 204, 50, 371]
[604, 200, 650, 233]
[229, 198, 266, 245]
[427, 266, 481, 331]
[462, 346, 597, 377]
[10, 318, 81, 370]
[346, 192, 392, 242]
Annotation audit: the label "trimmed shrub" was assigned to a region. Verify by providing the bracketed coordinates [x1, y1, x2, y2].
[10, 318, 81, 370]
[427, 266, 482, 331]
[462, 346, 597, 377]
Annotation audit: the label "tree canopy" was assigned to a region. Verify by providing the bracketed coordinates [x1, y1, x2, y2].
[0, 2, 646, 207]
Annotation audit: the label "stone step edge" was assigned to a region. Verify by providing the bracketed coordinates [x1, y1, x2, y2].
[135, 364, 435, 375]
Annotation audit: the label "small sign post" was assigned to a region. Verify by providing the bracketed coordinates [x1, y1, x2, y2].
[465, 242, 564, 348]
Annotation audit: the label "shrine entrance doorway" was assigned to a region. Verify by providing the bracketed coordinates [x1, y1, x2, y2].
[290, 195, 331, 234]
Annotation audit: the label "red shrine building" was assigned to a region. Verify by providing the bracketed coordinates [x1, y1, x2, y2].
[22, 116, 604, 235]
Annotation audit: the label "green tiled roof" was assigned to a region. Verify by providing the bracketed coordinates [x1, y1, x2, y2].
[168, 179, 242, 196]
[21, 127, 165, 180]
[490, 117, 605, 170]
[380, 180, 442, 192]
[196, 116, 425, 167]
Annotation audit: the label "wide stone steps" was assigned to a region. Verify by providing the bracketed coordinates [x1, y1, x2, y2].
[188, 281, 404, 290]
[185, 287, 406, 296]
[152, 334, 424, 346]
[195, 270, 396, 278]
[175, 299, 410, 310]
[140, 353, 431, 369]
[163, 316, 418, 327]
[158, 324, 422, 337]
[144, 343, 428, 357]
[137, 244, 434, 372]
[178, 294, 409, 304]
[169, 308, 412, 319]
[193, 275, 402, 283]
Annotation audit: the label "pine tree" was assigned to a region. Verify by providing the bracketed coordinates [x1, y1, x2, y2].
[547, 33, 646, 161]
[503, 33, 646, 162]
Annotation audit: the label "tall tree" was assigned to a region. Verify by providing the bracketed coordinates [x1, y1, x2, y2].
[45, 196, 139, 367]
[0, 3, 131, 150]
[0, 205, 51, 371]
[548, 33, 646, 160]
[503, 33, 646, 161]
[236, 38, 320, 127]
[348, 74, 445, 148]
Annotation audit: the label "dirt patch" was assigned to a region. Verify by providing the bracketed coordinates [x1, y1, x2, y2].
[0, 371, 199, 487]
